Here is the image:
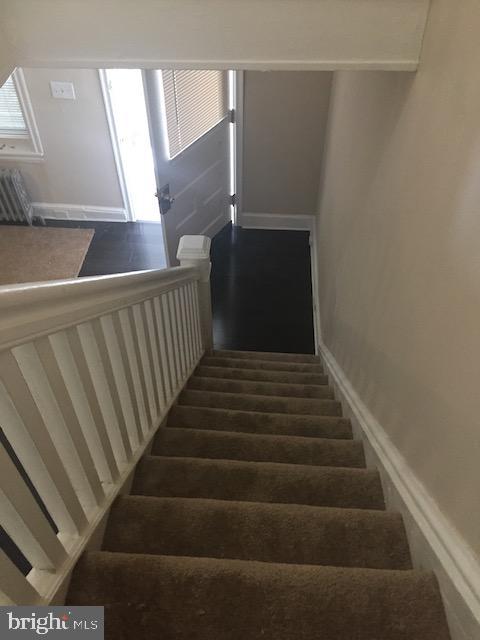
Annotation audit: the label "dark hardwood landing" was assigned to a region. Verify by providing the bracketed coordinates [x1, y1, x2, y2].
[210, 223, 315, 354]
[43, 220, 167, 276]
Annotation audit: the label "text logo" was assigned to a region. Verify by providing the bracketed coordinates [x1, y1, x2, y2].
[0, 607, 104, 638]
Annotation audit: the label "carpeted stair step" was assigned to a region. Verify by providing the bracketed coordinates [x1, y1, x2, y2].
[132, 456, 385, 510]
[187, 375, 334, 399]
[168, 405, 352, 439]
[210, 349, 321, 364]
[196, 364, 328, 385]
[178, 389, 342, 416]
[103, 495, 411, 570]
[202, 355, 324, 373]
[154, 427, 365, 467]
[67, 552, 450, 640]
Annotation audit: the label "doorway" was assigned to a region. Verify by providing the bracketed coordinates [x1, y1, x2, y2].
[102, 68, 241, 264]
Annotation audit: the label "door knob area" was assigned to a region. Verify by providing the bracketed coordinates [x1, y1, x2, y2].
[155, 183, 175, 215]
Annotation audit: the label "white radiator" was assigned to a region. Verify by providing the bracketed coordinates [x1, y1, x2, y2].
[0, 169, 33, 224]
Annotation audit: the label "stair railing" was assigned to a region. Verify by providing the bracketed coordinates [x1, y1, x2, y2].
[0, 235, 212, 606]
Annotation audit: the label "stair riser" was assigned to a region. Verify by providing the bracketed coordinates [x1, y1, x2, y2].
[210, 349, 321, 364]
[188, 376, 334, 399]
[196, 365, 328, 385]
[203, 356, 324, 373]
[132, 457, 385, 510]
[179, 390, 342, 416]
[154, 428, 365, 468]
[168, 406, 352, 439]
[104, 497, 411, 570]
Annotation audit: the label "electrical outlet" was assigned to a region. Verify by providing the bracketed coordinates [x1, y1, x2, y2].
[50, 81, 76, 100]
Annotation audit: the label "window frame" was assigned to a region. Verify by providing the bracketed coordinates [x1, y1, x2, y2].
[0, 68, 44, 161]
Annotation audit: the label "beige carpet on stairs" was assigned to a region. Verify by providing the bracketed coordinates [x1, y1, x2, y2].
[67, 348, 451, 640]
[0, 225, 94, 285]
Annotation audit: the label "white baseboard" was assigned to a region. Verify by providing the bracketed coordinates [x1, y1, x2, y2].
[32, 202, 128, 223]
[238, 211, 314, 232]
[319, 341, 480, 640]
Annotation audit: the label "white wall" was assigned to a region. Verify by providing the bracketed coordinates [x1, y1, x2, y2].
[0, 68, 123, 210]
[242, 71, 332, 216]
[0, 0, 430, 71]
[0, 24, 15, 86]
[317, 0, 480, 569]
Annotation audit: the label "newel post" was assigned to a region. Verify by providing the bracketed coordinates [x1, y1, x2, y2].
[177, 235, 213, 351]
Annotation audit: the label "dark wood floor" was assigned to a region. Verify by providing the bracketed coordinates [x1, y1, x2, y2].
[44, 219, 167, 276]
[44, 220, 315, 354]
[210, 224, 315, 354]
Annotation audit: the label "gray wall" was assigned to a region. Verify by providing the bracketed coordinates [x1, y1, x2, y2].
[242, 71, 332, 215]
[317, 0, 480, 557]
[0, 67, 123, 208]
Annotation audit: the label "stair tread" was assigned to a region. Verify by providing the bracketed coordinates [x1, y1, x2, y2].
[179, 389, 342, 416]
[154, 427, 365, 467]
[169, 405, 352, 439]
[132, 455, 385, 510]
[196, 364, 328, 385]
[188, 375, 334, 399]
[202, 355, 324, 373]
[210, 349, 321, 364]
[67, 551, 450, 640]
[104, 494, 411, 570]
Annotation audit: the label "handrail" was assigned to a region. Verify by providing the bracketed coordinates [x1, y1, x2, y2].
[0, 266, 198, 351]
[0, 236, 212, 606]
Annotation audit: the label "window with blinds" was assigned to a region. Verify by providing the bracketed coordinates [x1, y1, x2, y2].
[0, 75, 28, 137]
[161, 70, 227, 158]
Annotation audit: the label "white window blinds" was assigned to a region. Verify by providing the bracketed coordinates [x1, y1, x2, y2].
[161, 70, 227, 158]
[0, 75, 27, 137]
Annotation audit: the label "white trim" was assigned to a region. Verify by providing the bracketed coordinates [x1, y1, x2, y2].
[98, 69, 133, 221]
[233, 70, 244, 224]
[24, 59, 421, 72]
[0, 68, 44, 160]
[32, 202, 127, 222]
[319, 341, 480, 640]
[309, 217, 321, 356]
[238, 211, 315, 232]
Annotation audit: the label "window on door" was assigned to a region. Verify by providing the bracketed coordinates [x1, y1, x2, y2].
[161, 70, 228, 159]
[0, 69, 43, 159]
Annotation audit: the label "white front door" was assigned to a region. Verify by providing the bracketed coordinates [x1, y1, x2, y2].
[144, 69, 231, 265]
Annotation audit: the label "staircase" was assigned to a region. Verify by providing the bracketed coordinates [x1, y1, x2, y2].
[66, 349, 450, 639]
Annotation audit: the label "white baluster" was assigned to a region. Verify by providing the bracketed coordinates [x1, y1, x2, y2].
[64, 328, 120, 483]
[152, 296, 173, 401]
[0, 444, 67, 571]
[34, 336, 105, 506]
[131, 304, 157, 424]
[158, 293, 177, 394]
[76, 322, 128, 465]
[143, 299, 167, 416]
[117, 308, 149, 437]
[0, 551, 39, 605]
[166, 291, 182, 389]
[0, 351, 88, 536]
[111, 310, 144, 444]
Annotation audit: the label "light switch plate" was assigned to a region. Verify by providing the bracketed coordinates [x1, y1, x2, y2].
[50, 81, 76, 100]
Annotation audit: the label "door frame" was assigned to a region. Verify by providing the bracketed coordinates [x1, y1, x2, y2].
[231, 70, 244, 226]
[98, 69, 134, 222]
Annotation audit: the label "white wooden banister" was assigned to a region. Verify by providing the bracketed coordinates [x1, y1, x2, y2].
[0, 235, 212, 605]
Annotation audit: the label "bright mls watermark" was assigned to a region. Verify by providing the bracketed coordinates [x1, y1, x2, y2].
[0, 607, 103, 638]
